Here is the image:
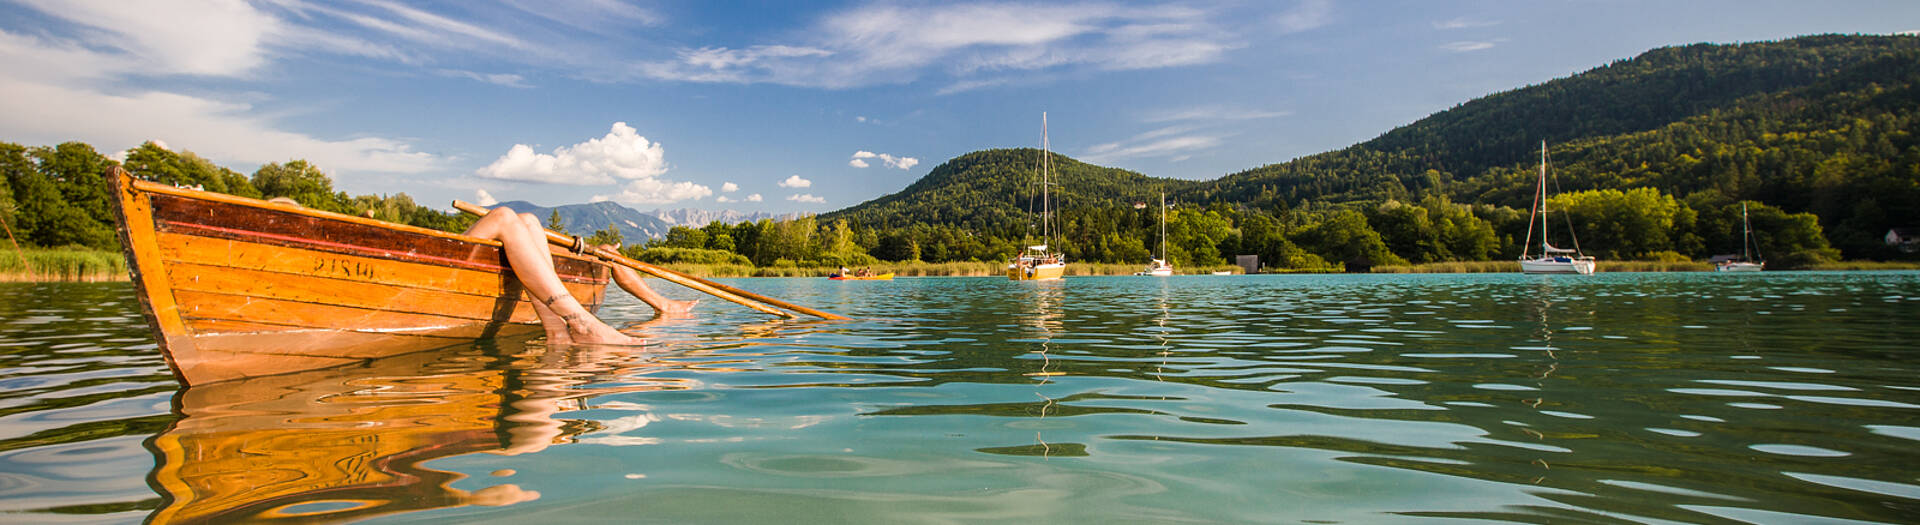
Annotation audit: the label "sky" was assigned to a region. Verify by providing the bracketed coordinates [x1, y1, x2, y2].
[1, 1, 1915, 214]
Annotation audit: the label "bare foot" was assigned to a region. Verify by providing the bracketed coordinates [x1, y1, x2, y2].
[657, 298, 698, 317]
[561, 313, 646, 345]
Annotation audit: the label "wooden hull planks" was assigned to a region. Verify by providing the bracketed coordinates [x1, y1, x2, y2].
[108, 167, 611, 385]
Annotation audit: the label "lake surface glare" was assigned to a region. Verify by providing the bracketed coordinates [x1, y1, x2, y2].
[1, 272, 1916, 523]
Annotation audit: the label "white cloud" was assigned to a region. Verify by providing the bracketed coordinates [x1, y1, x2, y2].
[716, 195, 734, 203]
[474, 188, 498, 206]
[1144, 106, 1292, 123]
[593, 178, 713, 205]
[477, 122, 669, 184]
[787, 194, 826, 204]
[1433, 17, 1501, 30]
[746, 194, 763, 202]
[778, 175, 812, 188]
[0, 3, 449, 178]
[1081, 129, 1222, 164]
[436, 69, 532, 88]
[634, 3, 1238, 89]
[721, 182, 740, 192]
[848, 150, 918, 170]
[1273, 0, 1333, 34]
[11, 0, 279, 77]
[1440, 40, 1499, 53]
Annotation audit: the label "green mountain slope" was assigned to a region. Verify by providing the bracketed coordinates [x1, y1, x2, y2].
[827, 34, 1918, 262]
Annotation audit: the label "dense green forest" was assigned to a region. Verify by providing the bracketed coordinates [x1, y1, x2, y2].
[791, 34, 1913, 269]
[3, 35, 1914, 273]
[0, 141, 470, 253]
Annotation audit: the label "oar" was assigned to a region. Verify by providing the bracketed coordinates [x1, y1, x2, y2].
[452, 201, 848, 320]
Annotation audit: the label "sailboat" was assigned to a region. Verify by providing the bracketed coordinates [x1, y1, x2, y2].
[1137, 192, 1173, 276]
[1519, 141, 1597, 275]
[1009, 112, 1067, 281]
[1716, 202, 1764, 272]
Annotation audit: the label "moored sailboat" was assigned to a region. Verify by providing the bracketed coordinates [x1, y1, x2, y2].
[1009, 112, 1067, 281]
[1137, 192, 1173, 276]
[1519, 142, 1597, 275]
[1716, 202, 1764, 272]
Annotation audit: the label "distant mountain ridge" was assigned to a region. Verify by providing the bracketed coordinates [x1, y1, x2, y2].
[651, 207, 787, 227]
[821, 34, 1920, 258]
[492, 201, 789, 242]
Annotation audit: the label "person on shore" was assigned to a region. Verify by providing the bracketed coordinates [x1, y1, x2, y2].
[466, 207, 666, 345]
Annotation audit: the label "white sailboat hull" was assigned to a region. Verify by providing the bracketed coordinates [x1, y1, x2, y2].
[1522, 257, 1596, 275]
[1716, 262, 1763, 272]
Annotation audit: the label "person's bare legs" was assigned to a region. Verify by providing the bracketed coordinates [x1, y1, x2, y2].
[598, 245, 697, 317]
[467, 208, 640, 345]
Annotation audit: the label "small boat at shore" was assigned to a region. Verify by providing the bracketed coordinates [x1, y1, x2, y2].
[1009, 112, 1067, 281]
[1716, 202, 1764, 272]
[108, 167, 612, 385]
[1519, 142, 1597, 275]
[829, 272, 894, 280]
[1136, 192, 1174, 277]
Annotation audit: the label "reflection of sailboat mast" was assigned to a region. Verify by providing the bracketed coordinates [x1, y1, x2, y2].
[1524, 279, 1562, 483]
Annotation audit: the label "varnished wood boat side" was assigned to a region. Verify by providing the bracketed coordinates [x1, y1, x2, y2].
[109, 168, 199, 381]
[108, 168, 614, 385]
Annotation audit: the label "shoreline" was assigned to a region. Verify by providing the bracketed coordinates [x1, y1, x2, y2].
[8, 262, 1915, 283]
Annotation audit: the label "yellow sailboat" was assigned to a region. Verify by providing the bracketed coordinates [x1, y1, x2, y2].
[1009, 112, 1067, 281]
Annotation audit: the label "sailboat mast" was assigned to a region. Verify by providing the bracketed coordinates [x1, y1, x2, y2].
[1041, 112, 1052, 245]
[1538, 141, 1550, 254]
[1159, 192, 1167, 261]
[1741, 202, 1751, 261]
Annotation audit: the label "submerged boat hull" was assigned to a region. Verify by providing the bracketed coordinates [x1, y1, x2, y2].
[109, 168, 611, 385]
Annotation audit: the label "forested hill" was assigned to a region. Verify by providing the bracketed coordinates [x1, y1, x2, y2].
[822, 34, 1917, 262]
[1185, 34, 1918, 255]
[822, 148, 1196, 234]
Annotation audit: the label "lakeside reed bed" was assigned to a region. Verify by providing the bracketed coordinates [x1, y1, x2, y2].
[0, 248, 128, 282]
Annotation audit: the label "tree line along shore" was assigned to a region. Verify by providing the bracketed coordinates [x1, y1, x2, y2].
[6, 36, 1918, 281]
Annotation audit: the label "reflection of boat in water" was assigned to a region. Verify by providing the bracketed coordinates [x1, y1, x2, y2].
[146, 344, 675, 523]
[1009, 113, 1067, 281]
[1715, 202, 1764, 272]
[107, 167, 612, 386]
[1518, 142, 1597, 275]
[828, 272, 894, 280]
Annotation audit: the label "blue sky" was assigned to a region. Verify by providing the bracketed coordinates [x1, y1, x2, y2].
[2, 1, 1914, 213]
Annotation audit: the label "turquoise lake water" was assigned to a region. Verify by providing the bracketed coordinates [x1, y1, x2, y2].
[1, 272, 1917, 523]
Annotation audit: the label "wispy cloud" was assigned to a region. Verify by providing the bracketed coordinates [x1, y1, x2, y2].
[1433, 16, 1501, 30]
[787, 193, 826, 204]
[437, 69, 532, 88]
[1144, 106, 1292, 123]
[635, 2, 1240, 89]
[1439, 40, 1501, 53]
[1273, 0, 1333, 34]
[1082, 127, 1223, 164]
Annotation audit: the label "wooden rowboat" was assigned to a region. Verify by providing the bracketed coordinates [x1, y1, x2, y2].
[108, 167, 612, 386]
